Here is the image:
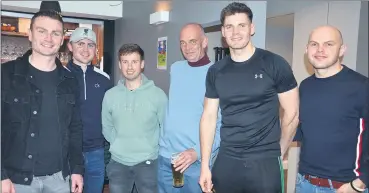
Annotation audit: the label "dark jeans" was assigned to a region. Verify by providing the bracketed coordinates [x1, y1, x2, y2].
[83, 148, 105, 193]
[107, 158, 158, 193]
[212, 154, 284, 193]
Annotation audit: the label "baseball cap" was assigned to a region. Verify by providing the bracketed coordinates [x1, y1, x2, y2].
[69, 27, 97, 44]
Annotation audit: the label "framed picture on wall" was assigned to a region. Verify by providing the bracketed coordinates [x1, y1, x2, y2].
[157, 36, 167, 70]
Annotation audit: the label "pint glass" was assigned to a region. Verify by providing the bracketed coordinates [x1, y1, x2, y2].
[171, 152, 184, 188]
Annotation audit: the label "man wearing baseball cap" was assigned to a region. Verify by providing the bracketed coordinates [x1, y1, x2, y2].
[67, 27, 112, 193]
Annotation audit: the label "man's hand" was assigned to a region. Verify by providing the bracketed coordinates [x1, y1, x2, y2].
[174, 148, 197, 173]
[71, 174, 83, 193]
[336, 179, 366, 193]
[1, 179, 15, 193]
[199, 165, 213, 193]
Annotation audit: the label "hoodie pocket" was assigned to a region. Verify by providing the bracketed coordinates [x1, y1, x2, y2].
[109, 135, 157, 162]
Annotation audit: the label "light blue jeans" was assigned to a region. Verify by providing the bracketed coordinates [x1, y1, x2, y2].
[157, 155, 203, 193]
[296, 173, 368, 193]
[14, 171, 70, 193]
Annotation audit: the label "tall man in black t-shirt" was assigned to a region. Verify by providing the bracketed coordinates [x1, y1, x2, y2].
[1, 2, 84, 193]
[198, 2, 299, 193]
[294, 26, 368, 193]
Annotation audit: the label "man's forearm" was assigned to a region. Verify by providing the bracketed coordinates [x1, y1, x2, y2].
[280, 114, 299, 157]
[200, 116, 217, 167]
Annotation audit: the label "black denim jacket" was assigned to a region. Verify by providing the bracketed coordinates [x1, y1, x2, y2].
[1, 52, 84, 185]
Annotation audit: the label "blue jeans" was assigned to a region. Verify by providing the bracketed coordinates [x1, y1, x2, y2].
[296, 173, 368, 193]
[83, 148, 105, 193]
[107, 158, 158, 193]
[157, 155, 203, 193]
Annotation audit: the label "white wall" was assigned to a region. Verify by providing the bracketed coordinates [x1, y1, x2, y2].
[327, 1, 361, 71]
[356, 1, 368, 77]
[266, 15, 294, 66]
[1, 1, 123, 20]
[292, 1, 362, 84]
[292, 2, 328, 84]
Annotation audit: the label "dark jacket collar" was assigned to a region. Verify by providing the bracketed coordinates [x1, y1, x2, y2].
[13, 49, 74, 80]
[66, 60, 93, 74]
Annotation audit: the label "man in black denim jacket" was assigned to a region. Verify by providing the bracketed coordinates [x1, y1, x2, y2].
[1, 6, 84, 193]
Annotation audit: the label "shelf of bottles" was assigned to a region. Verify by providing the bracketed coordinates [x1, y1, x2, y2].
[1, 38, 29, 63]
[1, 15, 104, 68]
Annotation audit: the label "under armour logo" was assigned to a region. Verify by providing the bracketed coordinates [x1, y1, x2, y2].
[255, 74, 263, 79]
[95, 83, 100, 88]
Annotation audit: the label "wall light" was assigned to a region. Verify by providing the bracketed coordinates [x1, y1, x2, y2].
[150, 11, 170, 25]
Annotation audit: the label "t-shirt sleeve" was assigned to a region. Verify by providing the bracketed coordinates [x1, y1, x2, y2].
[272, 55, 298, 93]
[205, 67, 219, 98]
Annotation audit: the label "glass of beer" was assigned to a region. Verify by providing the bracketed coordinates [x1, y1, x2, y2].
[171, 152, 184, 188]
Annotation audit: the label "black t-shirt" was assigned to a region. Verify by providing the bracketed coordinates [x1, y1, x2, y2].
[205, 48, 297, 159]
[28, 64, 62, 176]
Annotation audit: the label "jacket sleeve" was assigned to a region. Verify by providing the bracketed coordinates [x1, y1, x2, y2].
[1, 95, 9, 180]
[1, 62, 13, 180]
[68, 79, 84, 175]
[1, 93, 9, 180]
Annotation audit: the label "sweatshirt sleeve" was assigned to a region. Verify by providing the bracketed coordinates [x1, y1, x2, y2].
[157, 89, 168, 135]
[102, 92, 116, 143]
[358, 80, 369, 186]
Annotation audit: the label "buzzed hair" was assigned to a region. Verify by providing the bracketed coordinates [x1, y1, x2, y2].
[181, 23, 205, 36]
[335, 29, 343, 44]
[309, 25, 344, 44]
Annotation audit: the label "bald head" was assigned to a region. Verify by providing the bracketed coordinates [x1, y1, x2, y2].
[306, 25, 346, 71]
[179, 23, 208, 62]
[180, 23, 205, 40]
[309, 25, 343, 45]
